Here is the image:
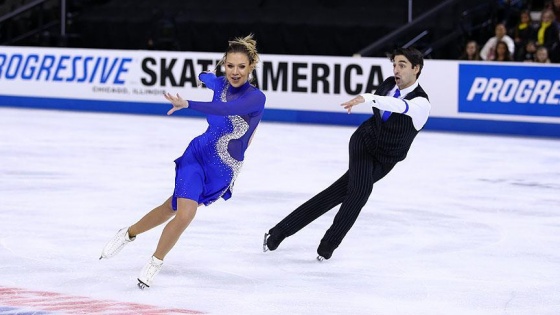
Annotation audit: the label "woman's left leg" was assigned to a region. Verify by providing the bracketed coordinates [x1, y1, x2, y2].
[128, 196, 176, 238]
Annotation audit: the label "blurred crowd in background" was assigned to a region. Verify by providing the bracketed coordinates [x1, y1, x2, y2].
[460, 0, 560, 63]
[1, 0, 559, 62]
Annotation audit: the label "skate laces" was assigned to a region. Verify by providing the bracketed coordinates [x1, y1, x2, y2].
[138, 256, 163, 287]
[99, 227, 135, 260]
[146, 257, 163, 277]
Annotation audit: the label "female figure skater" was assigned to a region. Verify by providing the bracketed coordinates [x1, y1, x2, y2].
[100, 34, 265, 289]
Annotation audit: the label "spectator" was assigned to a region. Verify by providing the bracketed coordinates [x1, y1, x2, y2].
[511, 10, 537, 53]
[459, 40, 483, 60]
[480, 23, 516, 60]
[495, 0, 525, 30]
[544, 0, 560, 24]
[535, 45, 552, 62]
[534, 8, 560, 62]
[516, 39, 538, 61]
[491, 40, 514, 61]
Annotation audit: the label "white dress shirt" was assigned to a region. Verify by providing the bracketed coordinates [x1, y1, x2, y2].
[360, 80, 431, 131]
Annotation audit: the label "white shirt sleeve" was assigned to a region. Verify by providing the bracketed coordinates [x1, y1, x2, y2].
[360, 93, 431, 131]
[480, 37, 496, 61]
[504, 35, 515, 55]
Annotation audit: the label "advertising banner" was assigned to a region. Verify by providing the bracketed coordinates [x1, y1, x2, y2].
[459, 63, 560, 117]
[1, 46, 559, 137]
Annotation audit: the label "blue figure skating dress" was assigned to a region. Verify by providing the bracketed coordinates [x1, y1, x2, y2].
[171, 72, 266, 209]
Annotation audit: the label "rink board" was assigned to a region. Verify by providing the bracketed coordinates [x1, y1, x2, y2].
[0, 47, 559, 138]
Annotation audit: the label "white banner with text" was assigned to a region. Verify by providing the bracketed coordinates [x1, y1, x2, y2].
[1, 46, 559, 137]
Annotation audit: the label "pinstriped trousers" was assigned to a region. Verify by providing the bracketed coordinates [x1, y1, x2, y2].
[271, 131, 396, 249]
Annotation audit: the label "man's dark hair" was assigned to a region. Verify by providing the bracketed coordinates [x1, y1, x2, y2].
[391, 47, 424, 78]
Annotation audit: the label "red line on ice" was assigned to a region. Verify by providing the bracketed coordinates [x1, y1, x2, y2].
[0, 286, 205, 314]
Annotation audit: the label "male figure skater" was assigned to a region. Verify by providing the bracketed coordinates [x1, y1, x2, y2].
[264, 47, 431, 261]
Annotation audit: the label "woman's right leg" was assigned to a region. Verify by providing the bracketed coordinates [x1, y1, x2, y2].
[128, 196, 176, 238]
[152, 197, 198, 260]
[137, 197, 197, 289]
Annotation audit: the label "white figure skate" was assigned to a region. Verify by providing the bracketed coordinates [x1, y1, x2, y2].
[137, 256, 163, 289]
[99, 227, 135, 260]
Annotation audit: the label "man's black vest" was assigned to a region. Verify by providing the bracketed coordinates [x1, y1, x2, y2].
[356, 76, 429, 164]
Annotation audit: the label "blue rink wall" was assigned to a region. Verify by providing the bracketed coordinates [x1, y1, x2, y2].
[1, 101, 558, 140]
[2, 95, 559, 139]
[0, 47, 559, 138]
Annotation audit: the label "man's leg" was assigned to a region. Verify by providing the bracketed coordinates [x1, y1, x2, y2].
[266, 171, 349, 250]
[317, 135, 394, 260]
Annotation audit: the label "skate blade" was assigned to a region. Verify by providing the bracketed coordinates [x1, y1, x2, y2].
[316, 255, 326, 262]
[137, 280, 149, 290]
[263, 233, 269, 252]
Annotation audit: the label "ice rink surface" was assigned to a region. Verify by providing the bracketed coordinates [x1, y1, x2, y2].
[0, 107, 559, 315]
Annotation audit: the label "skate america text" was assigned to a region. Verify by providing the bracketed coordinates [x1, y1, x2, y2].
[141, 57, 385, 94]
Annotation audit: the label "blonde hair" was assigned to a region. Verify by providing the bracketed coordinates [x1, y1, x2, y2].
[218, 34, 260, 68]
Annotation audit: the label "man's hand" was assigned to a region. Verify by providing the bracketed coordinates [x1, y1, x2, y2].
[164, 92, 188, 115]
[341, 95, 365, 114]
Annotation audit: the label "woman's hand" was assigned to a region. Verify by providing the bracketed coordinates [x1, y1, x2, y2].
[164, 92, 189, 115]
[341, 95, 365, 114]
